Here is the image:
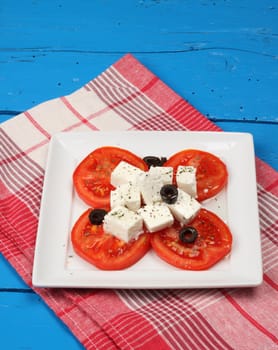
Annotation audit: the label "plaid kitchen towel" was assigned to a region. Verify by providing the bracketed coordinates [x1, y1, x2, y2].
[1, 54, 277, 350]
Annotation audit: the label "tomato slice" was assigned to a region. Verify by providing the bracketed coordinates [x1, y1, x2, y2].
[163, 149, 228, 201]
[151, 209, 232, 270]
[73, 146, 148, 209]
[71, 209, 151, 270]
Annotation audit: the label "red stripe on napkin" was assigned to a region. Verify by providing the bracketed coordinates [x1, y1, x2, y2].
[1, 54, 278, 350]
[60, 96, 99, 130]
[264, 273, 278, 291]
[24, 111, 51, 139]
[222, 289, 278, 344]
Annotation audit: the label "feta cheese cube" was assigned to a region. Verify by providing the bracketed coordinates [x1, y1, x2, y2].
[167, 188, 201, 225]
[103, 206, 143, 242]
[139, 172, 164, 205]
[110, 183, 141, 211]
[148, 166, 173, 185]
[138, 203, 174, 232]
[176, 166, 197, 198]
[110, 161, 145, 187]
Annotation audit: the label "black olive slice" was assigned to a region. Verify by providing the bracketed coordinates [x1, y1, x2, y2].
[143, 156, 167, 168]
[88, 209, 107, 225]
[179, 226, 198, 244]
[160, 184, 178, 204]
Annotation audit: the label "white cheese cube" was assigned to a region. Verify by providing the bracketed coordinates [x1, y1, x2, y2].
[110, 183, 141, 211]
[139, 172, 164, 205]
[167, 189, 201, 225]
[103, 206, 143, 242]
[138, 203, 174, 232]
[148, 166, 173, 185]
[176, 166, 197, 198]
[110, 161, 145, 187]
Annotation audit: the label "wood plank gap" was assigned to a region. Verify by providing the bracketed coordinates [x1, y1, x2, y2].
[209, 118, 278, 125]
[0, 288, 34, 293]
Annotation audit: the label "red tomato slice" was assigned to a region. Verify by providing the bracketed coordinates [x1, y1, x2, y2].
[73, 146, 148, 209]
[164, 149, 228, 201]
[151, 209, 232, 270]
[71, 209, 151, 270]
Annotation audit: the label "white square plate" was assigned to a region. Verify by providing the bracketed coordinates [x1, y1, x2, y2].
[32, 131, 262, 288]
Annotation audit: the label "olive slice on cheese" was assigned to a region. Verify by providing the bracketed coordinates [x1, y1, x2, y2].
[160, 184, 178, 204]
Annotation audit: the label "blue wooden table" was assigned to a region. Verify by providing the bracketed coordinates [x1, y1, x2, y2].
[1, 1, 277, 349]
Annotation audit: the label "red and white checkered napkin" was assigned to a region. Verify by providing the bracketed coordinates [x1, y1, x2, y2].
[1, 54, 278, 349]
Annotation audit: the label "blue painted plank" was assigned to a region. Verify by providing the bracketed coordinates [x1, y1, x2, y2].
[1, 51, 277, 121]
[1, 1, 278, 121]
[0, 292, 84, 350]
[1, 0, 277, 56]
[0, 254, 29, 289]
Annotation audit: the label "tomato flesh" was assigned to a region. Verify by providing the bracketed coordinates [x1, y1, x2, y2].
[71, 209, 151, 270]
[151, 209, 232, 270]
[73, 146, 148, 209]
[164, 149, 228, 201]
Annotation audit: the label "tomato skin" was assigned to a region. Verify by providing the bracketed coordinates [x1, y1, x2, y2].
[71, 209, 151, 270]
[73, 146, 148, 209]
[151, 209, 232, 270]
[164, 149, 228, 202]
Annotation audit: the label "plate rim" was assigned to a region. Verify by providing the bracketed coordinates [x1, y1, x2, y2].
[32, 131, 263, 289]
